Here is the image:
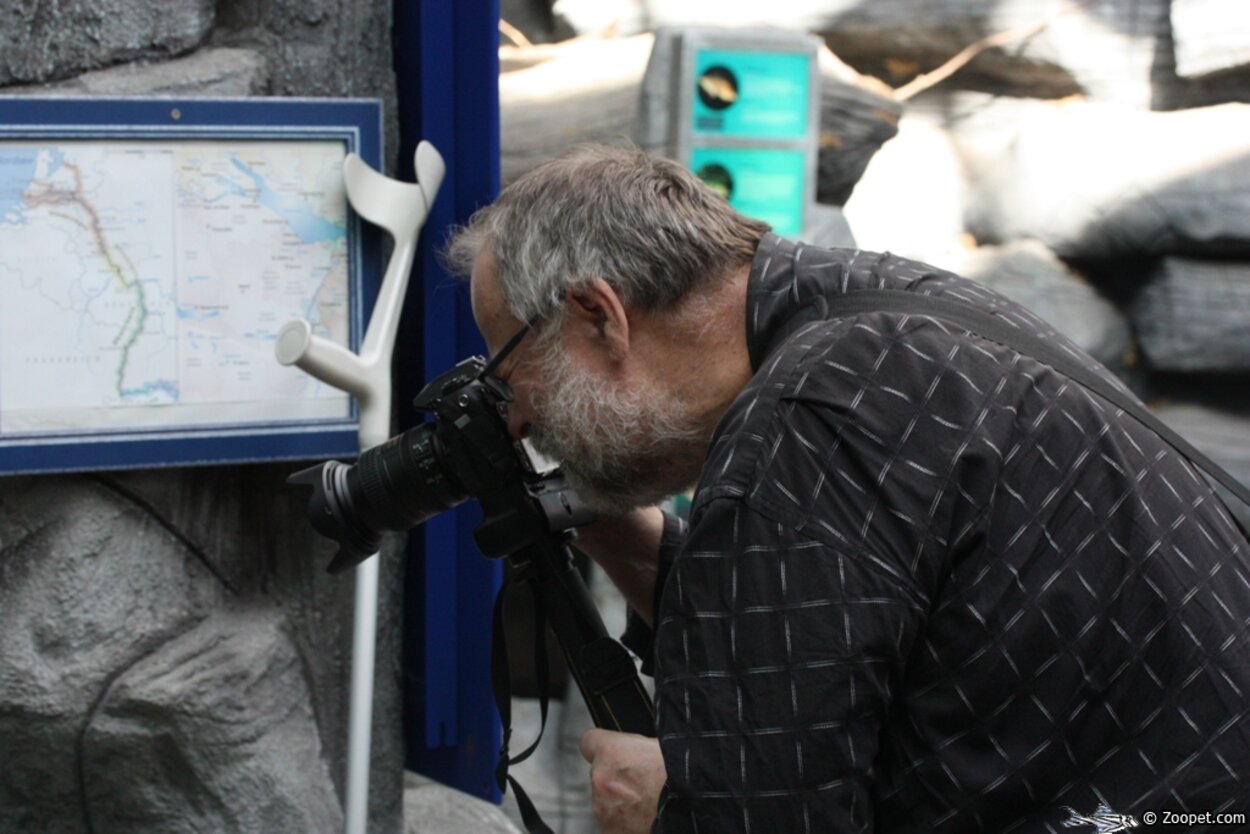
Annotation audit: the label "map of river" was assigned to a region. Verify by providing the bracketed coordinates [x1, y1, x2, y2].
[0, 140, 352, 434]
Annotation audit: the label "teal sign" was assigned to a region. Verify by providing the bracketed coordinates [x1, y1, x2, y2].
[690, 147, 805, 236]
[692, 49, 810, 139]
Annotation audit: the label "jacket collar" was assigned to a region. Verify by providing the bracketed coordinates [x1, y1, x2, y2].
[745, 233, 840, 372]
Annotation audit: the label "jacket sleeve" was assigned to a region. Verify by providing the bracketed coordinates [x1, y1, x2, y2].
[620, 510, 688, 677]
[650, 496, 927, 833]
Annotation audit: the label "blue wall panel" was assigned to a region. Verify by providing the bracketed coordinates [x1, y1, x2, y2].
[395, 0, 503, 802]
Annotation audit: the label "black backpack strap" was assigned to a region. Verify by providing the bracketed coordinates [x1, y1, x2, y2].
[823, 289, 1250, 523]
[491, 575, 556, 834]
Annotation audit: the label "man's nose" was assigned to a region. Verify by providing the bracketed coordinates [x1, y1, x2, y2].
[505, 403, 530, 440]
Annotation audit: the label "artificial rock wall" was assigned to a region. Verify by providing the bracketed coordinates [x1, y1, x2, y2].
[0, 2, 405, 832]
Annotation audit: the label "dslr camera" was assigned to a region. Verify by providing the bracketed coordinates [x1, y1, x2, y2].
[288, 354, 592, 573]
[287, 353, 655, 738]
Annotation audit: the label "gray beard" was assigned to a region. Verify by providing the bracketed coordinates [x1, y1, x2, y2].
[527, 340, 707, 516]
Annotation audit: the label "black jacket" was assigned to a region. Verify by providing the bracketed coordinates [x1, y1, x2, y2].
[631, 234, 1250, 832]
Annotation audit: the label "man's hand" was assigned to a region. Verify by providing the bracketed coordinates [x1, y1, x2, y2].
[579, 729, 666, 833]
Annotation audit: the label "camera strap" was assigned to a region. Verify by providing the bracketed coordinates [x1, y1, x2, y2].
[491, 573, 557, 834]
[823, 288, 1250, 537]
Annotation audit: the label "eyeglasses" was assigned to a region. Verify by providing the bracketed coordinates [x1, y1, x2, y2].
[478, 319, 534, 380]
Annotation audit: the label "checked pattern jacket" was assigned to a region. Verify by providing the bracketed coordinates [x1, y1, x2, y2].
[625, 234, 1250, 833]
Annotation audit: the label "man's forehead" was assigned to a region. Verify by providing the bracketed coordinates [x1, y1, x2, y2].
[469, 250, 521, 346]
[469, 251, 502, 313]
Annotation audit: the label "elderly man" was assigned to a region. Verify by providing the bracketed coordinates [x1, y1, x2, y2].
[448, 145, 1250, 833]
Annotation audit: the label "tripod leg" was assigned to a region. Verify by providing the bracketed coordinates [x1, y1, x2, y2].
[522, 547, 656, 737]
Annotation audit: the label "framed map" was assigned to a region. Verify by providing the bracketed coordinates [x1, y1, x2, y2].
[0, 97, 382, 474]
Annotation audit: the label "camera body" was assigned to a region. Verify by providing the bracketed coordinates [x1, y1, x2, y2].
[289, 355, 591, 574]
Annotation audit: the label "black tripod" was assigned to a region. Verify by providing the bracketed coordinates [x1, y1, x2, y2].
[476, 472, 655, 735]
[474, 473, 655, 833]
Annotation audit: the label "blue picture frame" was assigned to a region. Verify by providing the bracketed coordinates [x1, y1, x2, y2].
[0, 96, 383, 475]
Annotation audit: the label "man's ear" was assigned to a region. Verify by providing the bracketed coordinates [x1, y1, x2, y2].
[567, 278, 631, 362]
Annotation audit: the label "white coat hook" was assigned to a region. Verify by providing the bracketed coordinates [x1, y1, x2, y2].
[275, 141, 445, 834]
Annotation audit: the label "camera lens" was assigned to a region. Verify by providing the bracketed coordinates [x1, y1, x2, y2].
[348, 425, 468, 533]
[288, 423, 469, 573]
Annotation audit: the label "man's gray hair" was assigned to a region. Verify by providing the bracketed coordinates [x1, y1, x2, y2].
[445, 144, 769, 329]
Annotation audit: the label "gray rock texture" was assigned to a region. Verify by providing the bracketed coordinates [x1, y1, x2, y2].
[1170, 0, 1250, 79]
[82, 608, 343, 833]
[1133, 258, 1250, 372]
[943, 240, 1135, 370]
[0, 467, 406, 834]
[100, 467, 409, 834]
[553, 0, 648, 39]
[502, 0, 572, 46]
[0, 0, 215, 86]
[405, 772, 521, 834]
[0, 476, 226, 833]
[502, 34, 653, 185]
[959, 101, 1250, 258]
[553, 0, 1250, 109]
[813, 59, 901, 207]
[842, 116, 968, 264]
[212, 0, 399, 164]
[7, 47, 269, 97]
[812, 0, 1168, 106]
